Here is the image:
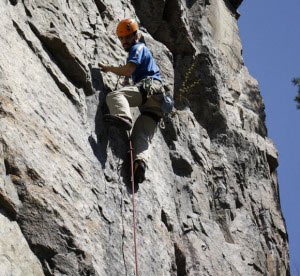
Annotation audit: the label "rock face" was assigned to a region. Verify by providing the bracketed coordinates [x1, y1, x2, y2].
[0, 213, 44, 276]
[0, 0, 289, 275]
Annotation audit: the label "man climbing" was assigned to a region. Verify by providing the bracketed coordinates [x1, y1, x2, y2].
[99, 18, 165, 185]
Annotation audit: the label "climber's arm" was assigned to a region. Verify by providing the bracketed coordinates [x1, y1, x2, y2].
[99, 62, 136, 77]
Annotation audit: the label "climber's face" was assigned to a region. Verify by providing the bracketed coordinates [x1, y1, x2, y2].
[118, 32, 137, 52]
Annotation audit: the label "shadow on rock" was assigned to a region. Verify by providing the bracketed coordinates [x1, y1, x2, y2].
[88, 93, 109, 169]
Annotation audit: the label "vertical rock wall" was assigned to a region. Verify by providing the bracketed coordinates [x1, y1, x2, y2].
[0, 0, 289, 275]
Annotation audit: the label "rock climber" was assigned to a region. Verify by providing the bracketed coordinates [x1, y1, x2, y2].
[99, 18, 165, 185]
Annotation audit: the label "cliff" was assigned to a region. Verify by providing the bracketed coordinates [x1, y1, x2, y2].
[0, 0, 289, 275]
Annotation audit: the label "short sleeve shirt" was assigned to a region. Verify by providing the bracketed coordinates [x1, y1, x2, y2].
[127, 43, 161, 84]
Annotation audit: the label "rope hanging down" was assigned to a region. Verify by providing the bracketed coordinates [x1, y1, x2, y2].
[128, 132, 139, 276]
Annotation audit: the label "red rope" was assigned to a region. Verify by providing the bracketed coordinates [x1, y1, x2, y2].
[129, 137, 139, 276]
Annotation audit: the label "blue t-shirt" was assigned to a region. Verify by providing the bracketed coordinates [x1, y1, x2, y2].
[127, 43, 161, 84]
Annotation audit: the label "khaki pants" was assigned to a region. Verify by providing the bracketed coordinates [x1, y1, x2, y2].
[106, 80, 163, 163]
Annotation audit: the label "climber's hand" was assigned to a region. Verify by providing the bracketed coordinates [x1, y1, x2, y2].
[99, 63, 110, 73]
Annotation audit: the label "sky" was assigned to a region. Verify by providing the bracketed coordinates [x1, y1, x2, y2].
[238, 1, 300, 275]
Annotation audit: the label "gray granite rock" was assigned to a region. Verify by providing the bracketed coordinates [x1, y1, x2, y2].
[0, 0, 289, 275]
[0, 213, 44, 276]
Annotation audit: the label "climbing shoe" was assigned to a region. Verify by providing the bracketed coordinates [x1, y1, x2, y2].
[134, 160, 146, 184]
[103, 114, 132, 131]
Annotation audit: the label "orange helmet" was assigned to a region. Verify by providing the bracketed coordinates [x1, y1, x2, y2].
[116, 18, 138, 37]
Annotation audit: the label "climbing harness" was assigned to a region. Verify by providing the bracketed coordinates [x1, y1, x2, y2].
[127, 131, 139, 276]
[138, 77, 154, 104]
[138, 77, 174, 114]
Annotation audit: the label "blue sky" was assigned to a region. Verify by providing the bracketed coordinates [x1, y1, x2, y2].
[238, 1, 300, 275]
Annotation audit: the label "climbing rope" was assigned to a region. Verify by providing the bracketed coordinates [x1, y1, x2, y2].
[128, 132, 139, 276]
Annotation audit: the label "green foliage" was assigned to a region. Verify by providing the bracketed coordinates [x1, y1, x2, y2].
[292, 77, 300, 109]
[178, 61, 201, 104]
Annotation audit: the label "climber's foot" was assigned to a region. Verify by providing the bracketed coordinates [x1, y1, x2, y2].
[134, 159, 146, 185]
